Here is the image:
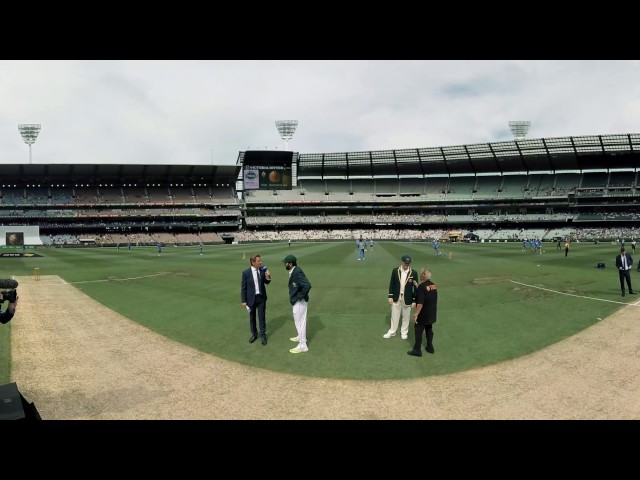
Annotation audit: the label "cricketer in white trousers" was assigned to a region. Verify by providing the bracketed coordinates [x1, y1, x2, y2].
[390, 297, 413, 339]
[292, 299, 308, 350]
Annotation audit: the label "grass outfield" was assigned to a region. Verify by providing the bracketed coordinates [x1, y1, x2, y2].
[1, 241, 636, 381]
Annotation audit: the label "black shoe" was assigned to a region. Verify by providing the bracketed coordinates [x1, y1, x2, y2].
[426, 345, 435, 354]
[407, 350, 422, 357]
[630, 291, 635, 294]
[249, 334, 258, 343]
[622, 291, 626, 297]
[261, 335, 267, 345]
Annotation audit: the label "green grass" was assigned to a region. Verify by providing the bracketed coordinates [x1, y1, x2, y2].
[0, 241, 634, 381]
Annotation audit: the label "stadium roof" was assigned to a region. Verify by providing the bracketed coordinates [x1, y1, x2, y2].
[6, 133, 640, 184]
[0, 164, 240, 184]
[292, 133, 640, 177]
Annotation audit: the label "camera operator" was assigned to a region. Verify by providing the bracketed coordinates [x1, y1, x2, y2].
[0, 280, 19, 325]
[0, 294, 18, 324]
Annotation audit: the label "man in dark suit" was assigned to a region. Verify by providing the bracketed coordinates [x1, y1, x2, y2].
[241, 253, 271, 345]
[615, 247, 634, 297]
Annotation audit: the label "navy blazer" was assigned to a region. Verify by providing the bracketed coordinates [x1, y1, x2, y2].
[241, 267, 271, 307]
[615, 252, 633, 270]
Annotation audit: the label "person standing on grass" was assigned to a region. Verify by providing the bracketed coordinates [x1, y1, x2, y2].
[283, 254, 311, 354]
[384, 255, 418, 340]
[408, 268, 438, 357]
[357, 239, 366, 261]
[615, 246, 634, 297]
[0, 280, 19, 325]
[241, 253, 271, 346]
[564, 241, 570, 257]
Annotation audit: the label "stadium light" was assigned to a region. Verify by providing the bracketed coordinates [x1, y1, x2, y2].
[508, 121, 531, 140]
[275, 120, 298, 150]
[18, 123, 41, 164]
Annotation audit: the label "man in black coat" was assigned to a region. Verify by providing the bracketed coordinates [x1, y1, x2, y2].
[408, 268, 438, 357]
[615, 247, 634, 297]
[241, 253, 271, 345]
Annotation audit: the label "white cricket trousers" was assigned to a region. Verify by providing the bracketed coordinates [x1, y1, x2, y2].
[293, 299, 308, 349]
[389, 301, 412, 337]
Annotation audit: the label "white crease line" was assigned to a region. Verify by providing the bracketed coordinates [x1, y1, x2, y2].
[69, 272, 170, 285]
[510, 280, 640, 306]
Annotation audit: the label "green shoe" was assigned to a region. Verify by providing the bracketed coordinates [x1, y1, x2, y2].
[289, 346, 308, 354]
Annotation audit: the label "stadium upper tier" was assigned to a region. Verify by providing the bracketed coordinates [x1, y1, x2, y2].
[237, 133, 640, 179]
[0, 163, 240, 185]
[3, 133, 637, 184]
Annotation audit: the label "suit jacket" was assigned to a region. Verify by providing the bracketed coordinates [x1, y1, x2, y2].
[288, 266, 311, 305]
[241, 267, 271, 307]
[615, 253, 633, 270]
[388, 266, 418, 305]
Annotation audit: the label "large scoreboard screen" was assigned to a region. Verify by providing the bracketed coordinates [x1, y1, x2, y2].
[243, 150, 293, 190]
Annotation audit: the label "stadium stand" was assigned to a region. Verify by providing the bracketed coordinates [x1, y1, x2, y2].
[237, 133, 640, 244]
[3, 134, 640, 248]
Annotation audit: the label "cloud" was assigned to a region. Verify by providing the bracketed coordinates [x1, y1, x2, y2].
[1, 60, 640, 165]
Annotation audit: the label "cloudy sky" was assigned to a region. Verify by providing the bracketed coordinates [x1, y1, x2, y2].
[1, 60, 639, 166]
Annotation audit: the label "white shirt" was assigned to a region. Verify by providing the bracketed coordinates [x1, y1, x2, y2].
[251, 267, 260, 294]
[622, 255, 628, 270]
[400, 267, 409, 297]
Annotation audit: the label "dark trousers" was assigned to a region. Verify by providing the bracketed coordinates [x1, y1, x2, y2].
[412, 323, 434, 351]
[619, 270, 633, 293]
[249, 294, 267, 336]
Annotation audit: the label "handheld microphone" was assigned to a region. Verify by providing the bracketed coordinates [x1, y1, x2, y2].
[259, 266, 268, 272]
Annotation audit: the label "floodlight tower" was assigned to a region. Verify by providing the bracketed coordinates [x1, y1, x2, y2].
[18, 124, 41, 164]
[275, 120, 298, 150]
[508, 121, 531, 140]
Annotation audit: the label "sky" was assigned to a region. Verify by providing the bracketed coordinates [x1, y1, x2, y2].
[1, 60, 640, 166]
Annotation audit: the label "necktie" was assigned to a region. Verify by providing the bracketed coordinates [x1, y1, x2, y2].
[253, 270, 260, 294]
[622, 256, 627, 270]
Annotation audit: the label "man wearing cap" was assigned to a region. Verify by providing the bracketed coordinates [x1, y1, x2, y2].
[282, 254, 312, 353]
[384, 255, 418, 340]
